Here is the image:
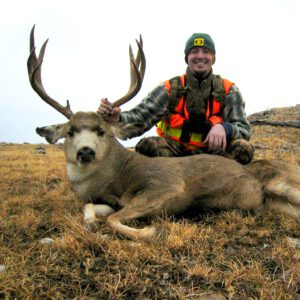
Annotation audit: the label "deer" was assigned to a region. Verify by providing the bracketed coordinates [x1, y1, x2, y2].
[28, 26, 300, 241]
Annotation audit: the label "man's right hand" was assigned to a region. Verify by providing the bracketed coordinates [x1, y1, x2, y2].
[97, 98, 121, 122]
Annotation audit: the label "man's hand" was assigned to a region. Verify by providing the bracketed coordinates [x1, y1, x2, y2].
[203, 123, 227, 151]
[97, 98, 121, 122]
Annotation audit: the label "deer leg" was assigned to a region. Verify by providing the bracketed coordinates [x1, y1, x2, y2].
[268, 201, 300, 219]
[106, 188, 192, 241]
[83, 203, 115, 231]
[265, 181, 300, 219]
[94, 204, 116, 217]
[106, 208, 160, 241]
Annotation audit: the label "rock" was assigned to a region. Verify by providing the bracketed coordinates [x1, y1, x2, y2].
[253, 143, 269, 149]
[0, 265, 6, 272]
[286, 237, 300, 249]
[35, 146, 46, 154]
[199, 293, 226, 300]
[39, 237, 55, 245]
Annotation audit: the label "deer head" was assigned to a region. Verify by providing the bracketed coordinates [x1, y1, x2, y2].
[28, 25, 146, 165]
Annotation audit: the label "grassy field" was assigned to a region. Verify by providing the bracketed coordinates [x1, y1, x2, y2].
[0, 106, 299, 299]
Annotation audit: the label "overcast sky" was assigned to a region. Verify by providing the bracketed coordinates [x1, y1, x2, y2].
[0, 0, 299, 146]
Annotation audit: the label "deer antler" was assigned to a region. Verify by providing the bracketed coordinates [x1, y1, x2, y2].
[111, 35, 146, 108]
[27, 25, 74, 119]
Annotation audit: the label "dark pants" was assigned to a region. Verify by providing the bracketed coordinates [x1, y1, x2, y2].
[135, 136, 255, 165]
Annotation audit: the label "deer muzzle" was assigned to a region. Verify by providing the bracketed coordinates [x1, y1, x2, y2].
[77, 146, 96, 163]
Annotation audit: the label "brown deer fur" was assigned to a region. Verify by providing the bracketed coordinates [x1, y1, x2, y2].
[36, 112, 300, 241]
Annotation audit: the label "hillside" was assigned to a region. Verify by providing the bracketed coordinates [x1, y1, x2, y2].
[249, 104, 300, 163]
[0, 105, 299, 299]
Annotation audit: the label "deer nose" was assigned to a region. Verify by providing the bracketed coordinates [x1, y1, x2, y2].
[77, 147, 96, 163]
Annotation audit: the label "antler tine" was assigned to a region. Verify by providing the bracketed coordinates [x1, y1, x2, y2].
[136, 35, 146, 82]
[27, 25, 73, 119]
[134, 35, 145, 81]
[111, 35, 146, 108]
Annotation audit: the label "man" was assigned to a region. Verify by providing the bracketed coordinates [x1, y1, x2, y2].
[98, 33, 254, 164]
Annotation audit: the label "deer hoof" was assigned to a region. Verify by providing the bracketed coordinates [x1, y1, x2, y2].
[84, 217, 101, 232]
[141, 226, 167, 241]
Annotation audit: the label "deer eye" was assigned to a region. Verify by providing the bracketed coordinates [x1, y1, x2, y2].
[96, 128, 105, 137]
[92, 126, 104, 137]
[67, 131, 74, 137]
[67, 127, 76, 137]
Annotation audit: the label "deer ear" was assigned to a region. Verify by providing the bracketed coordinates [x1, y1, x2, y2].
[36, 123, 68, 144]
[109, 122, 146, 140]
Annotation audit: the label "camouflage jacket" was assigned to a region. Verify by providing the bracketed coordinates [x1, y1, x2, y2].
[120, 75, 251, 141]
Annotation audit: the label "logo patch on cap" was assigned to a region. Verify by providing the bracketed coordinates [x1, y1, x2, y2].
[194, 38, 204, 46]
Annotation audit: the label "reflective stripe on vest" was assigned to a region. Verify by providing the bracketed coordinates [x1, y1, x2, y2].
[157, 75, 233, 149]
[157, 122, 203, 148]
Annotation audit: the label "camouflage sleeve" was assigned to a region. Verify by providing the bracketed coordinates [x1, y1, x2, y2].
[119, 83, 169, 137]
[222, 85, 251, 141]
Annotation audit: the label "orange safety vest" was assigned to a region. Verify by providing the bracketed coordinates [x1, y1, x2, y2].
[156, 74, 233, 149]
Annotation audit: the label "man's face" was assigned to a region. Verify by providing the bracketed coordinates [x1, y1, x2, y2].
[187, 47, 215, 77]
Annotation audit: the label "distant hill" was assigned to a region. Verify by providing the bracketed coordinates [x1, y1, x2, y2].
[248, 104, 300, 123]
[248, 104, 300, 163]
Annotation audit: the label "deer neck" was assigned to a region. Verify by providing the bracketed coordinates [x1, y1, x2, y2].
[66, 137, 140, 202]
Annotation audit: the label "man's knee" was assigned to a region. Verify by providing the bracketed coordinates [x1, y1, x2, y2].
[135, 137, 172, 157]
[135, 137, 158, 157]
[227, 139, 255, 165]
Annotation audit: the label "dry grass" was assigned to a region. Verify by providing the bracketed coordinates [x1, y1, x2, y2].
[0, 106, 300, 299]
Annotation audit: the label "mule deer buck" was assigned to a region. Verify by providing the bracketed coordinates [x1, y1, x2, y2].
[28, 26, 300, 241]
